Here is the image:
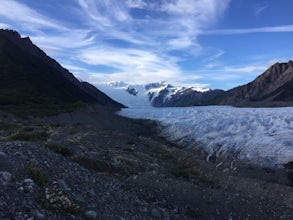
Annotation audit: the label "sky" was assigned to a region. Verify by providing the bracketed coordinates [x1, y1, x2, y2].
[0, 0, 293, 90]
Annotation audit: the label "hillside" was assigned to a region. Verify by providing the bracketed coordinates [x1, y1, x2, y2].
[0, 29, 124, 115]
[220, 61, 293, 107]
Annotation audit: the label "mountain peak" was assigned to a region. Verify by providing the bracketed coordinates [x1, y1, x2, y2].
[0, 29, 21, 39]
[221, 61, 293, 106]
[0, 29, 124, 114]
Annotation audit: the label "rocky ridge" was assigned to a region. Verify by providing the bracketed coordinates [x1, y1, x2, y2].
[0, 29, 124, 111]
[220, 61, 293, 106]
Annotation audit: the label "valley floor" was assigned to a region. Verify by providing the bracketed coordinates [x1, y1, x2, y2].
[0, 106, 293, 219]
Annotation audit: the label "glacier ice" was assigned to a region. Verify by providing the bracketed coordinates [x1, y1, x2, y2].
[119, 106, 293, 168]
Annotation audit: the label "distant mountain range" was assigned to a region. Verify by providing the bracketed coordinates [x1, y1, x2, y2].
[97, 81, 224, 108]
[1, 29, 292, 111]
[0, 29, 124, 114]
[98, 61, 293, 108]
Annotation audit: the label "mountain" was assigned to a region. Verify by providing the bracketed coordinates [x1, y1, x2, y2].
[145, 82, 224, 107]
[97, 81, 224, 108]
[97, 61, 293, 108]
[0, 29, 124, 114]
[220, 61, 293, 107]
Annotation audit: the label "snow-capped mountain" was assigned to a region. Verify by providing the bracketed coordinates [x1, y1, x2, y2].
[96, 81, 222, 108]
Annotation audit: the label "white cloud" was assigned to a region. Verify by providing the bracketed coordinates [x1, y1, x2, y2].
[0, 0, 232, 87]
[216, 58, 291, 75]
[202, 25, 293, 35]
[77, 0, 131, 26]
[223, 65, 267, 73]
[0, 0, 65, 31]
[255, 5, 268, 16]
[0, 23, 11, 29]
[31, 31, 95, 49]
[75, 47, 182, 83]
[76, 0, 231, 51]
[126, 0, 147, 9]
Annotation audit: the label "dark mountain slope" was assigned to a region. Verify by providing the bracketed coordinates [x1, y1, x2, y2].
[0, 29, 124, 113]
[220, 61, 293, 107]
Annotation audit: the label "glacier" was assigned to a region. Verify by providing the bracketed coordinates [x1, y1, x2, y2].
[119, 106, 293, 168]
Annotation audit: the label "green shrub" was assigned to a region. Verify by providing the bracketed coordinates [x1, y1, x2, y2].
[26, 161, 48, 187]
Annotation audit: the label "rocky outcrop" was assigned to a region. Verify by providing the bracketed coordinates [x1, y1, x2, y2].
[221, 61, 293, 107]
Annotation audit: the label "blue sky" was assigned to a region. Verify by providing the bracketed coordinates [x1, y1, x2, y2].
[1, 0, 293, 90]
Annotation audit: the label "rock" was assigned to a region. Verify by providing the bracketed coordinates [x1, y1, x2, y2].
[17, 186, 24, 192]
[0, 152, 10, 171]
[284, 161, 293, 169]
[0, 152, 7, 158]
[30, 210, 46, 219]
[287, 171, 293, 186]
[0, 171, 11, 185]
[85, 210, 97, 219]
[223, 168, 230, 173]
[151, 208, 161, 218]
[23, 179, 34, 185]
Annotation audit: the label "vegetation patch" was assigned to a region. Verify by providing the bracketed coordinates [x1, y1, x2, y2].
[0, 122, 19, 131]
[72, 156, 114, 173]
[10, 131, 48, 141]
[0, 101, 86, 117]
[44, 143, 73, 157]
[26, 161, 48, 187]
[170, 156, 200, 179]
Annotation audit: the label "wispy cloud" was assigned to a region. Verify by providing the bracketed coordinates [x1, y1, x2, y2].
[126, 0, 147, 9]
[76, 0, 231, 51]
[202, 25, 293, 35]
[0, 23, 11, 29]
[69, 0, 232, 85]
[0, 0, 65, 32]
[74, 46, 183, 84]
[225, 60, 289, 74]
[255, 5, 268, 16]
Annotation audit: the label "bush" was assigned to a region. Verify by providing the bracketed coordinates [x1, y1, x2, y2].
[26, 161, 48, 187]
